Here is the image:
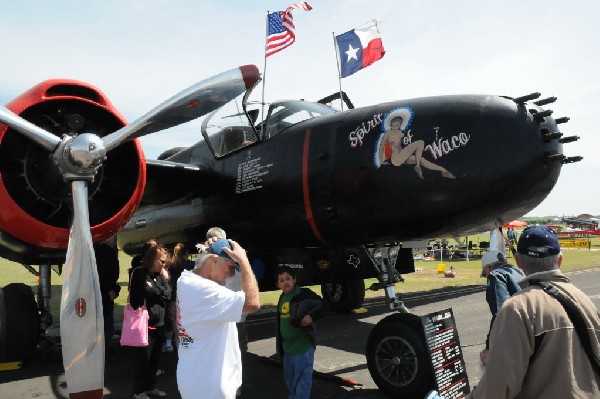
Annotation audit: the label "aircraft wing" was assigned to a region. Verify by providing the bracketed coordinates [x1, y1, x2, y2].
[141, 159, 209, 206]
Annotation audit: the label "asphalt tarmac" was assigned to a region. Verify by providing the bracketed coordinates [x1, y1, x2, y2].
[1, 267, 599, 399]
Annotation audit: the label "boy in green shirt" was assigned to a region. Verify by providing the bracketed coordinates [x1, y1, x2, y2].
[276, 267, 326, 399]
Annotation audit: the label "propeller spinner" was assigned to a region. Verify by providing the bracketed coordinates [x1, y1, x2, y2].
[0, 65, 259, 398]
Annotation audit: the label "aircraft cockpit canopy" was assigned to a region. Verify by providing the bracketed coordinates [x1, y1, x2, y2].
[201, 92, 258, 158]
[262, 100, 337, 140]
[201, 91, 337, 158]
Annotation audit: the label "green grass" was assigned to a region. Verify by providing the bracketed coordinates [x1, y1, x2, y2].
[0, 252, 134, 328]
[2, 236, 599, 324]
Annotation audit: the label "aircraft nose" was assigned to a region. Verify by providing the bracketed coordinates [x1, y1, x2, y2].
[311, 93, 581, 244]
[513, 92, 581, 165]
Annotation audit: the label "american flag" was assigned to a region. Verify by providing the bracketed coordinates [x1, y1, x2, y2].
[265, 2, 312, 57]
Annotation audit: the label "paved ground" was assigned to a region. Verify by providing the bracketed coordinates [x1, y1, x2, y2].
[1, 267, 599, 398]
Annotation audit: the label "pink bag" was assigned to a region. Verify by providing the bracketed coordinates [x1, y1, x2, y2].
[120, 302, 149, 347]
[120, 269, 149, 347]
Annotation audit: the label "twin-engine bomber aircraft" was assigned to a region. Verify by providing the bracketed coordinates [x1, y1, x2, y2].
[0, 64, 580, 397]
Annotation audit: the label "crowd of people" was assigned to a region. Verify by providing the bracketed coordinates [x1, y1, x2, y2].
[106, 228, 324, 399]
[99, 224, 600, 399]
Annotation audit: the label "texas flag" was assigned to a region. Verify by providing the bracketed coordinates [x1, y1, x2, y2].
[335, 19, 385, 78]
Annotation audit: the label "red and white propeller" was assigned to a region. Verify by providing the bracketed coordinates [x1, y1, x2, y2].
[0, 65, 259, 398]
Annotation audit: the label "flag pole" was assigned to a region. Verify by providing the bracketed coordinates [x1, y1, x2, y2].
[332, 32, 344, 111]
[261, 11, 270, 138]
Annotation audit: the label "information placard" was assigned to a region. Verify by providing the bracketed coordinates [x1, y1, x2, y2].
[558, 238, 591, 249]
[421, 308, 470, 399]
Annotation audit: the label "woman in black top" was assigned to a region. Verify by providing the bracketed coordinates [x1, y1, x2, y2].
[164, 243, 194, 351]
[129, 244, 171, 398]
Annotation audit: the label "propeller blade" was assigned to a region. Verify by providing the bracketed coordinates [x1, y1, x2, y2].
[0, 104, 61, 151]
[102, 65, 260, 152]
[59, 180, 104, 399]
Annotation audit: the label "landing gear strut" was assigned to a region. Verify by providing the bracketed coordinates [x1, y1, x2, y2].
[364, 245, 408, 312]
[364, 244, 435, 397]
[37, 264, 54, 332]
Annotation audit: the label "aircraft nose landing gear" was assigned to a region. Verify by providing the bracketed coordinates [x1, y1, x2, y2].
[365, 245, 409, 313]
[38, 264, 54, 331]
[364, 245, 435, 397]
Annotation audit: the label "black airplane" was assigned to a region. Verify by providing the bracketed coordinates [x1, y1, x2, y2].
[0, 64, 581, 397]
[562, 216, 599, 230]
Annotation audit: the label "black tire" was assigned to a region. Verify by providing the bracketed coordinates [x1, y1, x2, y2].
[321, 279, 365, 311]
[366, 320, 435, 397]
[1, 283, 40, 362]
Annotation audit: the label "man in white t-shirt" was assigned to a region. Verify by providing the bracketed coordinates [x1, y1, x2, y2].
[208, 227, 249, 350]
[176, 238, 260, 399]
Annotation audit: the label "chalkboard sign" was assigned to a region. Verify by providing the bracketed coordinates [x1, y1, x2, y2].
[421, 308, 470, 399]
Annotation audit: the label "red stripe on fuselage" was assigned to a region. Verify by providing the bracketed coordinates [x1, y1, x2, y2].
[302, 129, 329, 246]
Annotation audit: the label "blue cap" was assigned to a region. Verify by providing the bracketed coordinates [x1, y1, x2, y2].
[210, 238, 233, 260]
[210, 238, 239, 271]
[517, 226, 560, 258]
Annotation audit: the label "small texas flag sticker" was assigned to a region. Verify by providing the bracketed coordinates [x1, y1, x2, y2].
[75, 298, 87, 317]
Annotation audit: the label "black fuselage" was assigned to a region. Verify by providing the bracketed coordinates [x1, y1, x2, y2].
[122, 95, 560, 247]
[117, 94, 562, 287]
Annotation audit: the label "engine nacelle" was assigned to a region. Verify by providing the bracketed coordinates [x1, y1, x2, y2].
[0, 80, 146, 264]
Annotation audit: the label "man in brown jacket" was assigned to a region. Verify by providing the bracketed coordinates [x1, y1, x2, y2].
[469, 225, 600, 398]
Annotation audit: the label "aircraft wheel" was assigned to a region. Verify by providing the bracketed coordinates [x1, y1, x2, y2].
[321, 279, 365, 311]
[1, 283, 40, 362]
[366, 319, 434, 397]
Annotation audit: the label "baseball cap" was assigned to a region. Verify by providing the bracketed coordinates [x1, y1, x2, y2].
[210, 238, 240, 271]
[517, 225, 560, 258]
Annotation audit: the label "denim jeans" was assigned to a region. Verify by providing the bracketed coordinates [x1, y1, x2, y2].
[283, 346, 315, 399]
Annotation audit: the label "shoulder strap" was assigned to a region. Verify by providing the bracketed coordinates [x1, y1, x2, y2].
[531, 280, 600, 376]
[127, 267, 146, 306]
[126, 267, 136, 303]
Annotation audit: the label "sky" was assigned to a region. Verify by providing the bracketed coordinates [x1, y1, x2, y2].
[1, 0, 598, 217]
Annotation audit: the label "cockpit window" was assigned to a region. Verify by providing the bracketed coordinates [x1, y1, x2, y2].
[201, 93, 258, 157]
[263, 101, 336, 139]
[199, 94, 338, 158]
